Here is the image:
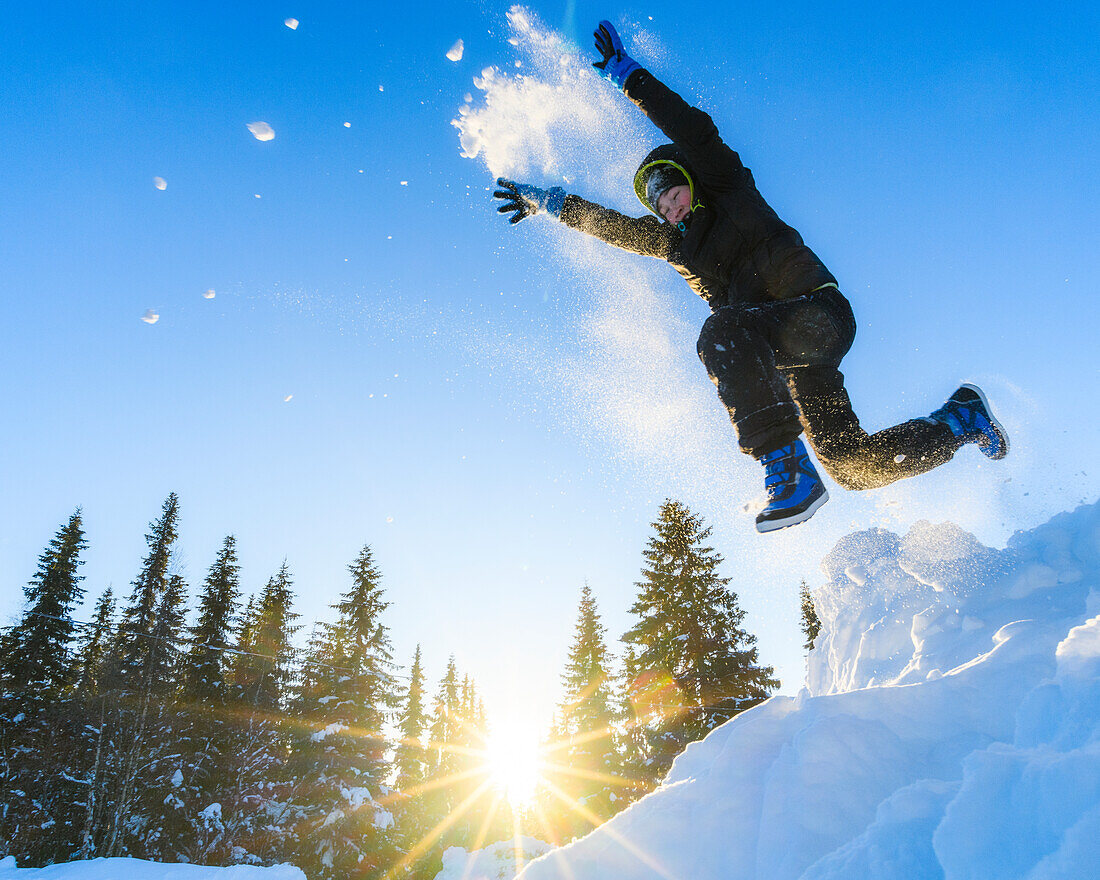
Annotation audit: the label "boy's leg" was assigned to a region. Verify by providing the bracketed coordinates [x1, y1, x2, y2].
[697, 287, 966, 492]
[696, 306, 803, 458]
[786, 365, 961, 490]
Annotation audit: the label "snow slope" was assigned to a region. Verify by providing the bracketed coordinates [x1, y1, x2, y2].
[517, 501, 1100, 880]
[0, 857, 305, 879]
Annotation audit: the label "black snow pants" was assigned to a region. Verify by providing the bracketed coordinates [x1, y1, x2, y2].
[696, 286, 963, 490]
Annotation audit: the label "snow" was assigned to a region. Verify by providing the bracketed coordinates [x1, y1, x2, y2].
[515, 501, 1100, 880]
[0, 856, 305, 878]
[283, 18, 298, 31]
[447, 39, 464, 62]
[246, 122, 274, 142]
[434, 839, 554, 880]
[310, 722, 346, 742]
[153, 177, 167, 191]
[203, 289, 215, 299]
[141, 309, 159, 325]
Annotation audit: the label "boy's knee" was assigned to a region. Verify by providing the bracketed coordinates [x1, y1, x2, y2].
[696, 308, 745, 363]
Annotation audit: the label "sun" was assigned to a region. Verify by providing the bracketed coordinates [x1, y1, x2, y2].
[485, 721, 542, 807]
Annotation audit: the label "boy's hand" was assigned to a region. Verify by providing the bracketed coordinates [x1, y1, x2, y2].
[494, 178, 565, 224]
[592, 20, 640, 89]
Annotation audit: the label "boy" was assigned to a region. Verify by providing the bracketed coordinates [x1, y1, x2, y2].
[494, 21, 1008, 532]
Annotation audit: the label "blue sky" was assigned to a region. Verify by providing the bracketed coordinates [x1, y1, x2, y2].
[2, 0, 1098, 736]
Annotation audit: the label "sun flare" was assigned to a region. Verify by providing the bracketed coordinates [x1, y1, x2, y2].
[485, 722, 542, 806]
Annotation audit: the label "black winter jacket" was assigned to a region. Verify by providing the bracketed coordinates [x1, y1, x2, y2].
[558, 69, 836, 311]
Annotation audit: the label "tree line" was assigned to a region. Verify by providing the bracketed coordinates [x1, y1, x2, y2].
[0, 494, 782, 877]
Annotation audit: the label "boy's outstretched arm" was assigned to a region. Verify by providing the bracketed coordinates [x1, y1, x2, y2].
[493, 177, 676, 260]
[592, 20, 745, 194]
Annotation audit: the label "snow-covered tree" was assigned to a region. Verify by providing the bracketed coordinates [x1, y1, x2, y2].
[0, 509, 87, 702]
[622, 500, 778, 782]
[290, 545, 399, 879]
[71, 587, 116, 697]
[539, 583, 623, 840]
[162, 537, 243, 863]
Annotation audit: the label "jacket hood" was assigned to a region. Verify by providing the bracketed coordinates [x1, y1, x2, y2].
[633, 144, 702, 219]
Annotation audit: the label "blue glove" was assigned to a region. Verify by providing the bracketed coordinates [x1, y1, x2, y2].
[592, 20, 641, 89]
[493, 178, 566, 224]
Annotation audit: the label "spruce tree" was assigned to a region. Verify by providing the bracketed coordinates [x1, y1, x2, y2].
[541, 584, 622, 839]
[71, 588, 116, 697]
[211, 576, 301, 867]
[623, 500, 778, 782]
[291, 545, 399, 880]
[394, 645, 429, 793]
[799, 580, 822, 652]
[165, 537, 242, 863]
[0, 509, 87, 702]
[183, 536, 241, 703]
[0, 510, 89, 866]
[104, 493, 181, 693]
[91, 493, 184, 859]
[237, 562, 299, 712]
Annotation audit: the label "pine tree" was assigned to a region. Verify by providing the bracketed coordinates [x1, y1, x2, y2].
[183, 536, 241, 703]
[622, 500, 778, 782]
[104, 493, 181, 694]
[799, 580, 822, 652]
[0, 509, 87, 702]
[291, 545, 399, 879]
[71, 588, 116, 697]
[394, 645, 430, 791]
[90, 493, 185, 859]
[236, 562, 299, 712]
[165, 537, 242, 863]
[540, 584, 622, 839]
[0, 511, 89, 866]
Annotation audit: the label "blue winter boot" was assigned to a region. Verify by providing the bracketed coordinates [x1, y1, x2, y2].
[756, 438, 829, 533]
[928, 384, 1009, 460]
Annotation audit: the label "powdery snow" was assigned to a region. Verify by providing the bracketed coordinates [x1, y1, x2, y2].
[447, 39, 464, 62]
[246, 122, 275, 142]
[141, 309, 159, 324]
[514, 501, 1100, 880]
[434, 839, 554, 880]
[153, 177, 167, 190]
[0, 856, 305, 878]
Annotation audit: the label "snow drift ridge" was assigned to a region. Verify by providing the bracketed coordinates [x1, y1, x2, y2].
[517, 501, 1100, 880]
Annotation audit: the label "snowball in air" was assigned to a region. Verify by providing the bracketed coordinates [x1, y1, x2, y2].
[153, 177, 167, 190]
[203, 289, 215, 299]
[141, 309, 159, 325]
[284, 18, 299, 30]
[446, 39, 464, 62]
[343, 122, 351, 128]
[284, 394, 293, 402]
[247, 121, 275, 141]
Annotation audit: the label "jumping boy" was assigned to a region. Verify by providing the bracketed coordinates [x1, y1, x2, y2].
[493, 21, 1008, 532]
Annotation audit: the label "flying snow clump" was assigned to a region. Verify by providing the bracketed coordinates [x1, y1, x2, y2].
[153, 177, 167, 190]
[447, 39, 465, 62]
[284, 18, 299, 30]
[283, 394, 293, 402]
[203, 289, 215, 299]
[141, 309, 159, 325]
[247, 121, 275, 141]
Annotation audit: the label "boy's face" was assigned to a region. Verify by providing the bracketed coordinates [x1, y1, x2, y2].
[656, 185, 691, 225]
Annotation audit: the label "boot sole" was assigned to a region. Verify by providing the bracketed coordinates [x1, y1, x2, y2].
[959, 383, 1010, 460]
[756, 488, 830, 533]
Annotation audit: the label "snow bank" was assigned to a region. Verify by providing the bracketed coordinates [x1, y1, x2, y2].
[0, 856, 305, 879]
[435, 839, 554, 880]
[516, 501, 1100, 880]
